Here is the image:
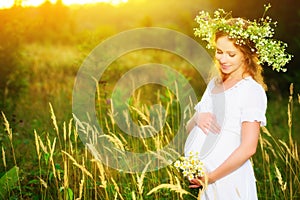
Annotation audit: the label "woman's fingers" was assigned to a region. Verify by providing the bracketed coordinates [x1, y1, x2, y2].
[189, 178, 200, 185]
[189, 178, 202, 188]
[189, 184, 201, 188]
[209, 121, 221, 134]
[195, 112, 221, 134]
[199, 124, 209, 134]
[203, 118, 220, 134]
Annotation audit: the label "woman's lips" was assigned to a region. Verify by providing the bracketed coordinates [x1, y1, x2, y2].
[221, 64, 230, 70]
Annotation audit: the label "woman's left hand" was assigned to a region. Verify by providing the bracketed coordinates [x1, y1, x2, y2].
[189, 176, 207, 188]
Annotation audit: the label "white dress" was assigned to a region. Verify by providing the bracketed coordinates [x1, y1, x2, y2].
[184, 76, 267, 200]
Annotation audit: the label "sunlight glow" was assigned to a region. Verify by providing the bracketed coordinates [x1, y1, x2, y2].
[0, 0, 128, 9]
[63, 0, 128, 6]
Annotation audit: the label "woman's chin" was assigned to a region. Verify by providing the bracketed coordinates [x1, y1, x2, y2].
[219, 66, 231, 73]
[221, 69, 230, 74]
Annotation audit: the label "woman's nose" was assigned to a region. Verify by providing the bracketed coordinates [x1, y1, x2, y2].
[218, 54, 227, 63]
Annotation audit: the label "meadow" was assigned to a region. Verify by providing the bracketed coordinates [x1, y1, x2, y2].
[0, 1, 300, 199]
[0, 41, 299, 200]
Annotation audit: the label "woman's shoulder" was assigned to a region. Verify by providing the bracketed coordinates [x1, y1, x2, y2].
[242, 76, 265, 92]
[240, 77, 267, 103]
[239, 76, 267, 109]
[207, 76, 218, 88]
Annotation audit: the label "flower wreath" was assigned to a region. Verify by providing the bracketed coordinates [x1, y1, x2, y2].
[194, 4, 293, 72]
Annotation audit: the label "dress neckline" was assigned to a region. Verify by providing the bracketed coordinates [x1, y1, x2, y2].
[210, 76, 252, 95]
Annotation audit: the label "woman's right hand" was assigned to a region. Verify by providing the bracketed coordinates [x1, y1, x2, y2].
[194, 112, 220, 134]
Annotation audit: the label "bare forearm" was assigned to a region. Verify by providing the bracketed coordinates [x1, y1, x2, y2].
[208, 122, 260, 183]
[186, 114, 197, 133]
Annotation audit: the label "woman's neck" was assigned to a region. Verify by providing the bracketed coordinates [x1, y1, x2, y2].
[222, 72, 250, 82]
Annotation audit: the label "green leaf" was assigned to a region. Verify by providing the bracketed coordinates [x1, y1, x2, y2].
[67, 188, 74, 200]
[60, 187, 74, 200]
[0, 166, 19, 199]
[44, 153, 50, 165]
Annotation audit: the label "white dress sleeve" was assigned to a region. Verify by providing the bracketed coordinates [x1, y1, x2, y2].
[194, 79, 214, 113]
[240, 82, 267, 126]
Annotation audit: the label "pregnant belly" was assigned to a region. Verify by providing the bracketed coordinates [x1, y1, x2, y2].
[202, 130, 241, 168]
[184, 126, 206, 157]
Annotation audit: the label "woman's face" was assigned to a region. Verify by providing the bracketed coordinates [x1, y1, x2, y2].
[215, 36, 246, 78]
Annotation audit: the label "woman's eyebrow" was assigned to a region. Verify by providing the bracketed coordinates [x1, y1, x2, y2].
[227, 51, 236, 54]
[216, 48, 236, 54]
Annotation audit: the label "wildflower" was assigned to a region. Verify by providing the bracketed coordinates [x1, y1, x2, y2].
[174, 151, 205, 180]
[194, 5, 293, 72]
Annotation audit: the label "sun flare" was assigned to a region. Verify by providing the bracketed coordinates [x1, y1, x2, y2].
[0, 0, 128, 9]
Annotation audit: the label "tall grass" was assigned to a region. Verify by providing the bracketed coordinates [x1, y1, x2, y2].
[255, 84, 300, 199]
[0, 81, 299, 199]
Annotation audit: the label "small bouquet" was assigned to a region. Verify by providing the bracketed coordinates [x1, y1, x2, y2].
[174, 151, 205, 180]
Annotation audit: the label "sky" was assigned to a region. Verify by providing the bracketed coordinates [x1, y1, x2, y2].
[0, 0, 128, 8]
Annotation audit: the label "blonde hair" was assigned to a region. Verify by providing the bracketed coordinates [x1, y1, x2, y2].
[213, 18, 267, 90]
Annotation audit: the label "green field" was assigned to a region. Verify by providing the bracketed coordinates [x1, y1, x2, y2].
[0, 1, 299, 199]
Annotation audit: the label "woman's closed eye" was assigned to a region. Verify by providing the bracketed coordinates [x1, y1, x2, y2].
[216, 50, 236, 57]
[216, 50, 223, 55]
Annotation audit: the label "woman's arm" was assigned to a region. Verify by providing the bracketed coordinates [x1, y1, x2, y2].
[208, 121, 260, 182]
[189, 121, 260, 187]
[186, 113, 197, 134]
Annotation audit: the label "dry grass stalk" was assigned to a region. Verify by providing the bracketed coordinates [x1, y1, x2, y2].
[91, 159, 107, 189]
[47, 137, 59, 180]
[68, 119, 74, 154]
[63, 154, 69, 191]
[2, 146, 6, 168]
[130, 105, 150, 124]
[62, 150, 93, 179]
[1, 112, 22, 197]
[275, 164, 287, 192]
[75, 178, 84, 200]
[111, 177, 125, 200]
[147, 176, 192, 199]
[49, 103, 60, 141]
[1, 112, 12, 141]
[34, 130, 41, 160]
[38, 177, 48, 189]
[131, 191, 137, 200]
[136, 160, 151, 196]
[166, 169, 174, 185]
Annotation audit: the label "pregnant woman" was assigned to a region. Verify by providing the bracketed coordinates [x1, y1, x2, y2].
[184, 6, 292, 200]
